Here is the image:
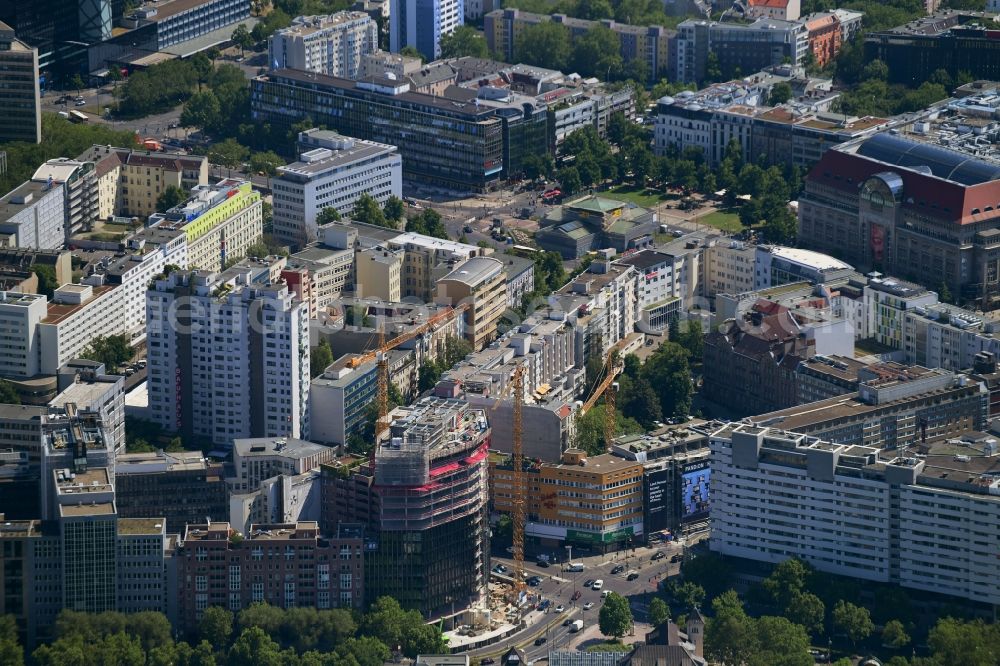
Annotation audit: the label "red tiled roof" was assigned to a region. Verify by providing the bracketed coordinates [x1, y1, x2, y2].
[748, 0, 789, 8]
[808, 148, 1000, 225]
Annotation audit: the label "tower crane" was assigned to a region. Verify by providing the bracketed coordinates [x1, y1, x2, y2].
[510, 365, 526, 596]
[579, 338, 629, 450]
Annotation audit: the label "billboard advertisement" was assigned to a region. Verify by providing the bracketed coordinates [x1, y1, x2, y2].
[644, 467, 673, 534]
[680, 460, 710, 522]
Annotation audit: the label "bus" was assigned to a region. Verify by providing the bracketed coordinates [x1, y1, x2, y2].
[68, 110, 88, 123]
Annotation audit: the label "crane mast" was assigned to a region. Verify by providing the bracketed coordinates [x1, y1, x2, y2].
[511, 365, 526, 595]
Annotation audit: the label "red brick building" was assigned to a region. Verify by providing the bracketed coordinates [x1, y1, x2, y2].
[804, 13, 842, 67]
[174, 521, 364, 633]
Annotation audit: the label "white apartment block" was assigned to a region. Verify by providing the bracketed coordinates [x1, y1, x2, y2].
[272, 130, 402, 247]
[38, 284, 127, 375]
[230, 436, 337, 492]
[0, 180, 66, 250]
[269, 12, 378, 78]
[387, 232, 486, 301]
[614, 249, 686, 332]
[0, 292, 46, 377]
[555, 261, 638, 354]
[710, 423, 1000, 606]
[705, 239, 756, 297]
[286, 245, 354, 311]
[146, 269, 311, 448]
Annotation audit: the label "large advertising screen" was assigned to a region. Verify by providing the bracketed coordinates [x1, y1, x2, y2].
[644, 468, 672, 534]
[681, 460, 710, 522]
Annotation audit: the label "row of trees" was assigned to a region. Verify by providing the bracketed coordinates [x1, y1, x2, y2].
[515, 22, 649, 82]
[27, 597, 446, 666]
[505, 0, 686, 29]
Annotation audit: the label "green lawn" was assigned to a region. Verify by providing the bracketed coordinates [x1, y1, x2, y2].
[602, 185, 669, 208]
[698, 209, 742, 233]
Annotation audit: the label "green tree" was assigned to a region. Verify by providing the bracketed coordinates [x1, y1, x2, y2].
[400, 46, 426, 62]
[81, 334, 132, 372]
[677, 319, 703, 364]
[648, 597, 670, 627]
[577, 0, 614, 19]
[832, 600, 873, 647]
[752, 616, 813, 666]
[0, 616, 22, 666]
[762, 558, 811, 610]
[705, 51, 722, 83]
[927, 617, 1000, 666]
[232, 23, 254, 57]
[181, 90, 221, 129]
[574, 404, 642, 454]
[570, 26, 623, 79]
[706, 591, 757, 665]
[209, 138, 250, 175]
[228, 626, 283, 666]
[619, 376, 662, 429]
[418, 360, 441, 392]
[352, 193, 390, 228]
[557, 166, 582, 195]
[667, 581, 705, 610]
[249, 150, 284, 178]
[361, 597, 446, 657]
[0, 380, 20, 406]
[156, 185, 187, 213]
[440, 26, 490, 58]
[193, 607, 228, 650]
[515, 21, 572, 71]
[406, 208, 447, 238]
[769, 81, 793, 105]
[32, 263, 58, 297]
[337, 636, 391, 666]
[383, 195, 405, 222]
[882, 619, 910, 649]
[311, 339, 334, 378]
[640, 342, 692, 418]
[785, 592, 825, 637]
[598, 592, 633, 639]
[317, 206, 342, 225]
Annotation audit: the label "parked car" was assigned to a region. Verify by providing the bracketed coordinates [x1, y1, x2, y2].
[535, 637, 547, 646]
[652, 551, 666, 561]
[626, 572, 639, 581]
[527, 576, 542, 587]
[591, 579, 604, 590]
[571, 590, 581, 601]
[555, 604, 565, 613]
[611, 565, 625, 575]
[583, 579, 595, 588]
[492, 564, 508, 574]
[670, 554, 682, 563]
[535, 559, 549, 568]
[583, 602, 594, 610]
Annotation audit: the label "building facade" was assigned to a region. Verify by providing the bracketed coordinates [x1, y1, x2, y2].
[390, 0, 463, 61]
[269, 12, 378, 78]
[436, 256, 507, 350]
[145, 268, 311, 448]
[0, 21, 40, 144]
[272, 130, 402, 247]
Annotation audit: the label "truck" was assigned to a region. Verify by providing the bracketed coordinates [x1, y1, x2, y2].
[565, 562, 585, 572]
[569, 620, 584, 633]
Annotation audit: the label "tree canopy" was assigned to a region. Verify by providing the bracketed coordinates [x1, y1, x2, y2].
[440, 26, 490, 59]
[598, 592, 633, 639]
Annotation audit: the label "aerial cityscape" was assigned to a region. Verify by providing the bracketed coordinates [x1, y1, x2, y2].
[0, 0, 999, 663]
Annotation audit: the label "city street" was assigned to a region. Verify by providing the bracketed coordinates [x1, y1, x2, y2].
[465, 539, 693, 659]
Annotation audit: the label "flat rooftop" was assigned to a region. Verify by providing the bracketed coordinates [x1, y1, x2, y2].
[440, 256, 503, 286]
[0, 180, 60, 228]
[547, 452, 641, 474]
[117, 450, 218, 474]
[41, 285, 118, 325]
[277, 141, 396, 179]
[60, 502, 116, 517]
[118, 517, 165, 535]
[233, 437, 332, 460]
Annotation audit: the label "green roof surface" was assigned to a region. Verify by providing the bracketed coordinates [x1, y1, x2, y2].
[567, 196, 628, 214]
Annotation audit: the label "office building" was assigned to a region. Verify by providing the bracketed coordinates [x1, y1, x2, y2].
[865, 12, 1000, 86]
[794, 354, 866, 405]
[437, 256, 507, 350]
[252, 69, 548, 191]
[492, 448, 644, 552]
[285, 238, 354, 311]
[79, 145, 209, 220]
[710, 422, 1000, 606]
[230, 436, 337, 493]
[325, 397, 490, 616]
[390, 0, 463, 61]
[535, 196, 658, 259]
[108, 0, 252, 53]
[146, 179, 261, 274]
[360, 51, 422, 79]
[554, 260, 638, 357]
[499, 253, 534, 309]
[145, 268, 311, 448]
[0, 292, 47, 378]
[173, 521, 364, 633]
[484, 10, 672, 81]
[754, 245, 853, 289]
[612, 422, 713, 539]
[269, 12, 378, 77]
[613, 249, 685, 332]
[50, 366, 125, 453]
[115, 450, 228, 533]
[31, 158, 98, 240]
[385, 232, 486, 301]
[272, 130, 401, 247]
[740, 0, 799, 21]
[0, 22, 40, 143]
[802, 12, 841, 67]
[751, 365, 988, 449]
[0, 180, 66, 250]
[38, 283, 129, 376]
[673, 18, 807, 84]
[309, 355, 377, 447]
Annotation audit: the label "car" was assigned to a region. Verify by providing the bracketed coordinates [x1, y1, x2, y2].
[527, 576, 542, 587]
[481, 659, 495, 665]
[670, 554, 682, 563]
[463, 225, 474, 233]
[652, 551, 666, 561]
[601, 590, 610, 598]
[505, 546, 514, 554]
[75, 99, 87, 106]
[571, 590, 581, 601]
[492, 564, 508, 574]
[611, 565, 625, 575]
[555, 604, 565, 613]
[626, 572, 639, 581]
[583, 579, 595, 588]
[582, 602, 594, 611]
[535, 560, 549, 568]
[537, 600, 550, 611]
[591, 579, 604, 591]
[534, 637, 547, 646]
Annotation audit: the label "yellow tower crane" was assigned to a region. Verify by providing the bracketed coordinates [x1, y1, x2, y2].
[510, 365, 526, 595]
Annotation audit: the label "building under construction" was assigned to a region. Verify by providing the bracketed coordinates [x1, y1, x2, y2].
[322, 397, 491, 617]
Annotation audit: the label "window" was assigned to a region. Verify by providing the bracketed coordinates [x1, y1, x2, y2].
[252, 583, 264, 602]
[339, 573, 352, 590]
[229, 592, 242, 611]
[195, 575, 207, 592]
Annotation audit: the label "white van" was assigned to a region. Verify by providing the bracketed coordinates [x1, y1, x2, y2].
[591, 579, 604, 590]
[566, 562, 585, 572]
